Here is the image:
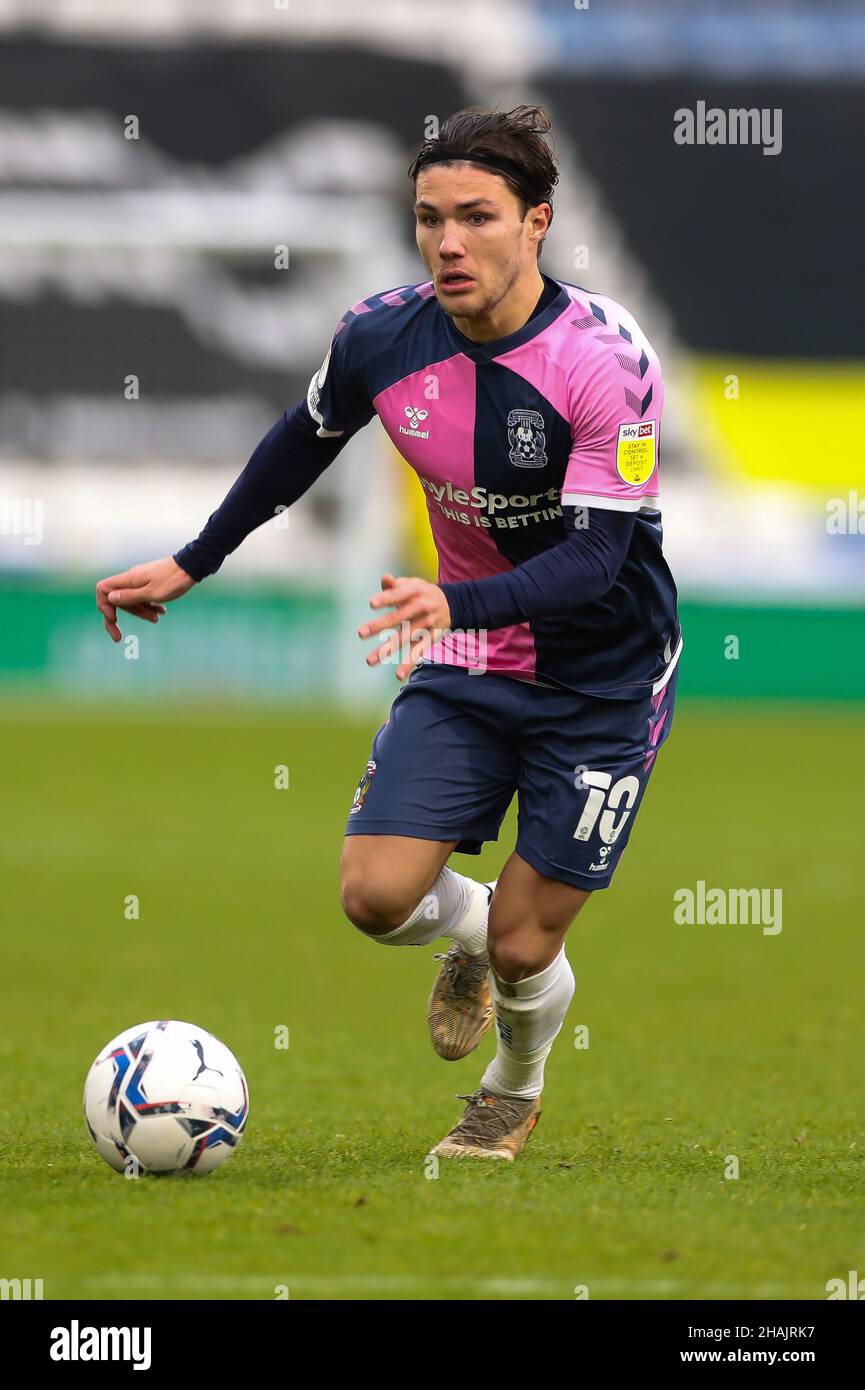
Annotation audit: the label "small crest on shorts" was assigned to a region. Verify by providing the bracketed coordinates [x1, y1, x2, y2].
[349, 759, 377, 815]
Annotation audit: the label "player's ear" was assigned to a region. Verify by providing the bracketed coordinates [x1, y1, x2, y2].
[528, 202, 552, 246]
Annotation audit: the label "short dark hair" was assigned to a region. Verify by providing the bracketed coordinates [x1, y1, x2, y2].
[408, 104, 558, 229]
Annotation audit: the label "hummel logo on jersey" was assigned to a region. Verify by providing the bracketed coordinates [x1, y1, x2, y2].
[400, 406, 430, 439]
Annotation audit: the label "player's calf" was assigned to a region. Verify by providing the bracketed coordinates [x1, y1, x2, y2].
[429, 946, 573, 1161]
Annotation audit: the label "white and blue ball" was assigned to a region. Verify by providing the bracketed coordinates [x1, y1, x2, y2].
[84, 1020, 249, 1175]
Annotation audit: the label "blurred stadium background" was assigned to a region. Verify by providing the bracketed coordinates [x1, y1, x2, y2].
[2, 0, 865, 1303]
[1, 0, 863, 704]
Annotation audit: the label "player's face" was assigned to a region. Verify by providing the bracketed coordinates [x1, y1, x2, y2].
[414, 164, 548, 323]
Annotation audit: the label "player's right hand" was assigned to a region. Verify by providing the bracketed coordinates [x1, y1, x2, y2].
[96, 556, 197, 643]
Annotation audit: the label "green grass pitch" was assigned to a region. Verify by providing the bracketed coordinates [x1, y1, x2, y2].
[0, 694, 862, 1301]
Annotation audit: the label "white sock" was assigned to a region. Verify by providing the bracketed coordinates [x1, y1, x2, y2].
[481, 947, 575, 1099]
[374, 868, 491, 954]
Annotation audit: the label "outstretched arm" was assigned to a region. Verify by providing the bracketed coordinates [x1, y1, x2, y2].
[95, 398, 353, 642]
[172, 399, 350, 581]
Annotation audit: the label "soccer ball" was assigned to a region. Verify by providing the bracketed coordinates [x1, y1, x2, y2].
[83, 1019, 249, 1176]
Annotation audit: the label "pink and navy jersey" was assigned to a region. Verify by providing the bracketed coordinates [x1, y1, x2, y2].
[307, 274, 680, 699]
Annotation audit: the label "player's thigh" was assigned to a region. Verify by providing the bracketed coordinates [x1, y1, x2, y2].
[515, 670, 677, 893]
[340, 833, 457, 934]
[340, 665, 520, 927]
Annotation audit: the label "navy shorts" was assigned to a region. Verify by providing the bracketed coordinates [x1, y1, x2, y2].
[344, 661, 678, 891]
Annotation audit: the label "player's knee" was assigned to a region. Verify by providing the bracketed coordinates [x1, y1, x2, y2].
[340, 874, 415, 936]
[489, 930, 563, 983]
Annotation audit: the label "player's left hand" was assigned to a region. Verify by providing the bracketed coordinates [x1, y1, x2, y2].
[358, 573, 452, 680]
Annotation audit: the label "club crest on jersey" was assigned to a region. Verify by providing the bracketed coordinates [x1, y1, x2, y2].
[507, 409, 547, 468]
[400, 406, 430, 439]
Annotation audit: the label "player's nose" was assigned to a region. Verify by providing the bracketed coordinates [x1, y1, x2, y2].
[438, 222, 465, 257]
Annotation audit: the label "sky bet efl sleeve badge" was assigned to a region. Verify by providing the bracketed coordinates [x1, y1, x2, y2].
[616, 420, 657, 486]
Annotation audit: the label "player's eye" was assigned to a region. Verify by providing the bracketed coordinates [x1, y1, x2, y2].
[419, 215, 439, 227]
[467, 214, 488, 225]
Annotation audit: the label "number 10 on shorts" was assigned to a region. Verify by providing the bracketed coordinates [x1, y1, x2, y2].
[573, 770, 640, 845]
